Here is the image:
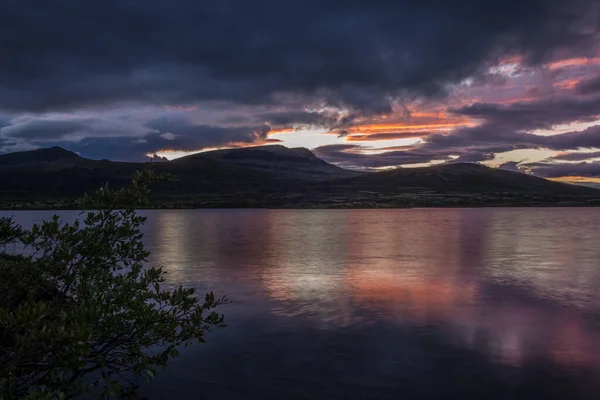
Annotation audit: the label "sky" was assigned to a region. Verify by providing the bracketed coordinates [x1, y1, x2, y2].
[0, 0, 600, 184]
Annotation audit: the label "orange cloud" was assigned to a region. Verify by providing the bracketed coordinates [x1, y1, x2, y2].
[554, 78, 581, 90]
[337, 115, 475, 141]
[227, 138, 283, 147]
[548, 57, 600, 70]
[548, 176, 600, 184]
[344, 121, 472, 134]
[345, 131, 433, 141]
[338, 110, 475, 135]
[267, 127, 296, 135]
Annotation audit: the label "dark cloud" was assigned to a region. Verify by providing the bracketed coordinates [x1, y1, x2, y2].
[420, 125, 526, 153]
[551, 150, 600, 161]
[525, 161, 600, 177]
[421, 123, 600, 154]
[29, 121, 271, 162]
[543, 125, 600, 149]
[0, 0, 597, 113]
[0, 112, 272, 160]
[313, 144, 449, 169]
[345, 131, 435, 141]
[1, 0, 599, 166]
[576, 75, 600, 95]
[145, 116, 270, 148]
[0, 118, 94, 140]
[42, 137, 154, 162]
[524, 150, 600, 177]
[449, 95, 600, 130]
[0, 115, 11, 129]
[258, 111, 341, 127]
[147, 154, 169, 162]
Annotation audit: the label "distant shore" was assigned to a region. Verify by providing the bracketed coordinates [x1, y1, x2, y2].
[3, 147, 600, 214]
[3, 194, 600, 211]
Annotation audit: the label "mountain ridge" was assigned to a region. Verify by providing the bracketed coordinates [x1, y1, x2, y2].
[0, 145, 598, 209]
[0, 146, 83, 166]
[174, 145, 361, 178]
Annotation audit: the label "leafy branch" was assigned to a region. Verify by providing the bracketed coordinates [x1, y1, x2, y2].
[0, 167, 227, 399]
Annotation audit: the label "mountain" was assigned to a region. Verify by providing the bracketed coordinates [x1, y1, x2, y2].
[0, 146, 82, 167]
[333, 163, 593, 194]
[174, 145, 360, 179]
[0, 146, 598, 209]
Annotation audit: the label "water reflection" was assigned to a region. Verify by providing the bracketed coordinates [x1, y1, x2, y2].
[7, 208, 600, 398]
[141, 209, 600, 376]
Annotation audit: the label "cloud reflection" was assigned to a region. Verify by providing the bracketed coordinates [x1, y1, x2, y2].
[141, 208, 600, 370]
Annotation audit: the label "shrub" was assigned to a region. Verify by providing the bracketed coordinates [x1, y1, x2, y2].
[0, 169, 227, 399]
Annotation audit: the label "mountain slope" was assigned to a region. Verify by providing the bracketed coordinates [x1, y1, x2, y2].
[175, 145, 360, 179]
[0, 146, 360, 206]
[334, 163, 597, 195]
[0, 146, 83, 167]
[0, 146, 598, 208]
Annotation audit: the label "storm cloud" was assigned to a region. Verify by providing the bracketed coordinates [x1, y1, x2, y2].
[449, 95, 600, 130]
[81, 123, 270, 161]
[551, 150, 600, 161]
[421, 124, 600, 153]
[576, 75, 600, 95]
[0, 0, 599, 174]
[0, 0, 598, 113]
[524, 161, 600, 178]
[1, 119, 99, 140]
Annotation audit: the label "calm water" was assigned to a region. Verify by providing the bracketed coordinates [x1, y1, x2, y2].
[6, 208, 600, 399]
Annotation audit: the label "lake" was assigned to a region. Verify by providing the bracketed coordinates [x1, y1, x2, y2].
[5, 208, 600, 399]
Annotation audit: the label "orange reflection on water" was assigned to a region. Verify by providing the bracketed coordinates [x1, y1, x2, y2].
[540, 311, 600, 369]
[345, 268, 477, 322]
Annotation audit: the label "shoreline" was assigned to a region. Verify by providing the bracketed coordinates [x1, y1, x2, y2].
[4, 203, 600, 211]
